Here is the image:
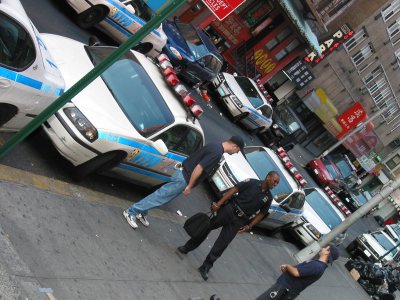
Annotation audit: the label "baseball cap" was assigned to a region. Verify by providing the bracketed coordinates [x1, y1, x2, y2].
[328, 245, 339, 264]
[230, 135, 244, 152]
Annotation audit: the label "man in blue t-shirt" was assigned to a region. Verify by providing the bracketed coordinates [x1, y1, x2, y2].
[256, 245, 339, 299]
[123, 136, 244, 229]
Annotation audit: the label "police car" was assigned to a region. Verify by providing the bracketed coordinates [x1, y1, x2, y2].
[65, 0, 167, 57]
[211, 73, 273, 134]
[210, 146, 307, 230]
[41, 34, 205, 187]
[0, 0, 65, 131]
[290, 187, 347, 246]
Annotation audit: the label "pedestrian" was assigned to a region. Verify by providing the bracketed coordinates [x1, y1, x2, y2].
[177, 171, 280, 281]
[123, 136, 245, 229]
[255, 245, 339, 299]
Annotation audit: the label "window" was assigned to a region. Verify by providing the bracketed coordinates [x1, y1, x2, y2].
[386, 154, 400, 170]
[387, 18, 400, 44]
[274, 39, 300, 61]
[286, 193, 305, 210]
[0, 12, 35, 70]
[343, 28, 367, 52]
[156, 125, 203, 156]
[351, 43, 373, 67]
[382, 0, 400, 22]
[265, 27, 292, 50]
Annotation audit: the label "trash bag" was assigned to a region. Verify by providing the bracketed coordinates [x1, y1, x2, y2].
[359, 279, 379, 295]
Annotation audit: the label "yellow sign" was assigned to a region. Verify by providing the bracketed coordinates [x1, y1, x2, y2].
[313, 88, 338, 123]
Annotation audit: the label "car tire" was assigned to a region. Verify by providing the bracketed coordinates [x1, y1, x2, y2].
[0, 103, 18, 126]
[73, 151, 126, 181]
[251, 126, 264, 135]
[77, 5, 108, 29]
[232, 112, 248, 123]
[133, 43, 153, 55]
[268, 222, 294, 236]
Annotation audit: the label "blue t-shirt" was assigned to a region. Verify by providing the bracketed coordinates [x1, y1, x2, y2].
[277, 260, 328, 295]
[182, 142, 224, 184]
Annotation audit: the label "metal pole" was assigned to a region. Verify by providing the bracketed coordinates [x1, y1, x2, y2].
[294, 177, 400, 262]
[318, 104, 393, 158]
[0, 0, 187, 159]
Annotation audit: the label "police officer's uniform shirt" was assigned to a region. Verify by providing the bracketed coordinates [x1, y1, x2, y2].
[182, 143, 224, 185]
[233, 178, 273, 216]
[277, 260, 327, 295]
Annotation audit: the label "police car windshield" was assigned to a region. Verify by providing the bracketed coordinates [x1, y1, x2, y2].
[245, 150, 293, 197]
[235, 77, 264, 108]
[305, 189, 343, 229]
[371, 232, 398, 256]
[86, 46, 174, 137]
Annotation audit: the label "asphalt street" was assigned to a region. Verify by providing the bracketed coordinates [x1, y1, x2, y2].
[0, 163, 372, 300]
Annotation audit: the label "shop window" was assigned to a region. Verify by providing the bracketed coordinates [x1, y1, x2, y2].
[238, 0, 274, 30]
[274, 39, 300, 62]
[386, 154, 400, 170]
[343, 28, 367, 52]
[382, 0, 400, 23]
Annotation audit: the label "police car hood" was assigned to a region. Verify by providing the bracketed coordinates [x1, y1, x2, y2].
[302, 200, 332, 235]
[363, 233, 391, 257]
[41, 34, 195, 134]
[222, 73, 254, 108]
[222, 151, 258, 181]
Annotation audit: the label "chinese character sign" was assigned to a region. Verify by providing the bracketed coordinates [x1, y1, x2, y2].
[336, 102, 367, 139]
[202, 0, 246, 21]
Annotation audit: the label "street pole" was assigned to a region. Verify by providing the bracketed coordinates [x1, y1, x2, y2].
[318, 104, 393, 158]
[294, 176, 400, 262]
[0, 0, 187, 159]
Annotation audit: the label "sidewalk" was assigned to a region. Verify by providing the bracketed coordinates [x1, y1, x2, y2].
[0, 165, 370, 299]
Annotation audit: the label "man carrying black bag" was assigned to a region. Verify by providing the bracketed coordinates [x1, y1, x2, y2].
[178, 171, 280, 281]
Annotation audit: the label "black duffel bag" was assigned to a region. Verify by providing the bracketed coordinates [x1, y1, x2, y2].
[184, 212, 212, 240]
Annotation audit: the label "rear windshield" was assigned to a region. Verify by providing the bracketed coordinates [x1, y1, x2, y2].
[334, 159, 353, 178]
[235, 77, 264, 108]
[244, 149, 293, 197]
[305, 189, 343, 229]
[86, 46, 174, 137]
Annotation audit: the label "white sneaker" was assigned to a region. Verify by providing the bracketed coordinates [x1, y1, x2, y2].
[123, 210, 138, 229]
[137, 214, 149, 227]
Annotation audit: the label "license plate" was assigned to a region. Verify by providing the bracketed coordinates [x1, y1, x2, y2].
[363, 249, 371, 257]
[217, 87, 225, 96]
[313, 169, 319, 175]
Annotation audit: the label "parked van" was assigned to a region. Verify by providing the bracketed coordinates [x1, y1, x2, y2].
[0, 0, 65, 130]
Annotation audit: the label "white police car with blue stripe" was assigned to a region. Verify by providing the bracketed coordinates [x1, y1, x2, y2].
[210, 146, 307, 230]
[66, 0, 167, 58]
[0, 0, 65, 131]
[41, 34, 205, 187]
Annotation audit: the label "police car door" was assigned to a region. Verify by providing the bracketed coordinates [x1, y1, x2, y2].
[268, 192, 305, 227]
[123, 124, 203, 187]
[0, 7, 64, 130]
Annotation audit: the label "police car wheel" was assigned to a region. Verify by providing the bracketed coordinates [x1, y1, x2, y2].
[0, 103, 17, 126]
[77, 5, 108, 29]
[250, 126, 263, 136]
[232, 112, 248, 123]
[73, 151, 126, 181]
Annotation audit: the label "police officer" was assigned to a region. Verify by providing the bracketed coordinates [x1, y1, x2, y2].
[178, 171, 280, 280]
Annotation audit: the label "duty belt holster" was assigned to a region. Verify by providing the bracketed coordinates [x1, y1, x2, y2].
[232, 202, 247, 219]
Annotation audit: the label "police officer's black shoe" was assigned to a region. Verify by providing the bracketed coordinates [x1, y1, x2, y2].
[198, 265, 209, 281]
[177, 246, 189, 254]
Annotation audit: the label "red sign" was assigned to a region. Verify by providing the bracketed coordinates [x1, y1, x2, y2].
[336, 102, 367, 139]
[211, 14, 251, 46]
[202, 0, 245, 21]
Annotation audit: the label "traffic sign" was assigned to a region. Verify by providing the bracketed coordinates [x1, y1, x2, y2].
[202, 0, 245, 21]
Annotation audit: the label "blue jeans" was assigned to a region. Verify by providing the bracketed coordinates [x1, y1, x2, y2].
[127, 170, 187, 216]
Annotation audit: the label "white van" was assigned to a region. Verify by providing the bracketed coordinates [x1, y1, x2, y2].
[0, 0, 65, 130]
[65, 0, 167, 58]
[290, 187, 346, 246]
[211, 73, 273, 134]
[210, 146, 307, 230]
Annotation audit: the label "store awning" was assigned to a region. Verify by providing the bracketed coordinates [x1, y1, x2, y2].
[277, 0, 321, 56]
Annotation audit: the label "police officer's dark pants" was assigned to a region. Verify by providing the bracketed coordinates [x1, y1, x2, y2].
[183, 204, 247, 269]
[256, 283, 297, 299]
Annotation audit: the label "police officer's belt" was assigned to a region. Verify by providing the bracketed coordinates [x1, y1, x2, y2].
[232, 203, 247, 219]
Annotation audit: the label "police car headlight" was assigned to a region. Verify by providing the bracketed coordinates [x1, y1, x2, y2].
[169, 47, 182, 60]
[360, 236, 367, 243]
[64, 107, 98, 142]
[306, 224, 321, 239]
[212, 173, 227, 191]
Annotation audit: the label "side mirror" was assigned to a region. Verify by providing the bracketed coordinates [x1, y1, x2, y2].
[280, 203, 291, 213]
[88, 36, 100, 46]
[152, 139, 168, 155]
